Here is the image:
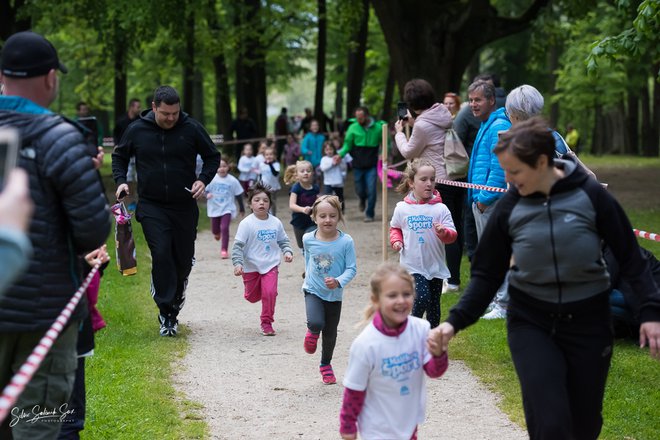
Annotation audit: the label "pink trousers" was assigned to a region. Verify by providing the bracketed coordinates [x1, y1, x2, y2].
[242, 266, 278, 325]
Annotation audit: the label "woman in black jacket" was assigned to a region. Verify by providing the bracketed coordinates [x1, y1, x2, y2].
[429, 117, 660, 440]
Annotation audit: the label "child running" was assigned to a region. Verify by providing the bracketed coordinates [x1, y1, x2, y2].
[206, 158, 245, 259]
[302, 195, 357, 384]
[284, 160, 320, 254]
[389, 158, 456, 328]
[319, 141, 347, 212]
[258, 146, 281, 216]
[237, 143, 259, 193]
[340, 262, 448, 440]
[231, 182, 294, 335]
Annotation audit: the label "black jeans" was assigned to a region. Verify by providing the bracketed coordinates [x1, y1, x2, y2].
[304, 292, 342, 365]
[463, 196, 478, 262]
[507, 289, 613, 440]
[137, 200, 198, 319]
[436, 182, 466, 285]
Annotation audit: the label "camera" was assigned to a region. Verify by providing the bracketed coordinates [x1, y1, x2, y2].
[0, 128, 20, 191]
[77, 116, 101, 157]
[397, 102, 408, 120]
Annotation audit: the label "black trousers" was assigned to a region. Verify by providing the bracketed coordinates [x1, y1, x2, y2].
[305, 292, 342, 365]
[57, 357, 86, 440]
[507, 289, 613, 440]
[436, 182, 466, 286]
[137, 200, 198, 319]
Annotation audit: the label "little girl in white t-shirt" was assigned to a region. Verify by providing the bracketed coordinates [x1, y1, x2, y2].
[340, 262, 448, 440]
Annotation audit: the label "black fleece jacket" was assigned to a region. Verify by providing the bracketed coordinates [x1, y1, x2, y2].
[112, 109, 220, 205]
[447, 157, 660, 331]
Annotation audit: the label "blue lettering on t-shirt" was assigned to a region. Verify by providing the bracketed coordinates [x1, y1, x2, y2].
[257, 229, 277, 242]
[407, 215, 433, 232]
[400, 385, 410, 396]
[381, 352, 421, 381]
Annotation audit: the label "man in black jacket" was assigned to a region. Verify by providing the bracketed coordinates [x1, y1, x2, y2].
[112, 85, 220, 337]
[0, 31, 110, 439]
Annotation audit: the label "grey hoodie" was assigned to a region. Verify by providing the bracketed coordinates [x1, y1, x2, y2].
[394, 102, 453, 181]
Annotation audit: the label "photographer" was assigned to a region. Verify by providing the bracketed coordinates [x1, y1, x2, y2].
[394, 79, 464, 291]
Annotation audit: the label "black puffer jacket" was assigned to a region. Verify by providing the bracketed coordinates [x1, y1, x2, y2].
[112, 109, 220, 205]
[0, 110, 111, 332]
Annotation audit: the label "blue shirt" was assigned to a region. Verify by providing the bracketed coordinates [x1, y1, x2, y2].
[302, 230, 357, 302]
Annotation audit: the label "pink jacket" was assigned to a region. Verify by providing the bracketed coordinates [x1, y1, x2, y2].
[395, 103, 453, 181]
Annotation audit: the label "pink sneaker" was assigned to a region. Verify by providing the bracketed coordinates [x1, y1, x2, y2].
[304, 330, 319, 354]
[221, 250, 229, 259]
[319, 365, 336, 384]
[261, 324, 276, 336]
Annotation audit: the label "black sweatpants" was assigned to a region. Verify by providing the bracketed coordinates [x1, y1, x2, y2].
[436, 182, 466, 286]
[304, 291, 342, 365]
[136, 199, 198, 319]
[507, 289, 613, 440]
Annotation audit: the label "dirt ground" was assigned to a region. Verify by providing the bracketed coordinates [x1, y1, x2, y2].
[173, 164, 659, 440]
[173, 178, 527, 440]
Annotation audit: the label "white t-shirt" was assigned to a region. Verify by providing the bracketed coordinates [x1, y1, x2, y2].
[319, 155, 347, 187]
[205, 174, 244, 218]
[238, 156, 258, 181]
[390, 200, 454, 280]
[259, 161, 281, 191]
[234, 213, 289, 274]
[343, 316, 432, 440]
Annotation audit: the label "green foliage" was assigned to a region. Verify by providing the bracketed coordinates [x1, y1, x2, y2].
[358, 8, 390, 116]
[587, 0, 659, 76]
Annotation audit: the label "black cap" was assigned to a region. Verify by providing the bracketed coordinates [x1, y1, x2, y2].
[1, 31, 68, 78]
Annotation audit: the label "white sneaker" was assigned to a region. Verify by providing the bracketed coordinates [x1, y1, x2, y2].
[445, 283, 460, 293]
[482, 306, 507, 320]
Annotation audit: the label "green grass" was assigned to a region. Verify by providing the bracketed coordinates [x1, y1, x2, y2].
[82, 158, 208, 439]
[579, 154, 660, 169]
[443, 211, 660, 439]
[83, 221, 207, 439]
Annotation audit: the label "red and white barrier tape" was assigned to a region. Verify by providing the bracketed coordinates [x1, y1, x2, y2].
[385, 165, 659, 242]
[0, 264, 100, 424]
[633, 229, 660, 242]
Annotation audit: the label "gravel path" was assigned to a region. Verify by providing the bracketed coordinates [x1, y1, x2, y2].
[174, 188, 527, 439]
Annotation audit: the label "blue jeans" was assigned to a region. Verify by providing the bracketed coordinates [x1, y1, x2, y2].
[353, 166, 377, 219]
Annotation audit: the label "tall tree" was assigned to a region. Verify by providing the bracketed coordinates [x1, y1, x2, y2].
[0, 0, 31, 41]
[372, 0, 550, 96]
[314, 0, 328, 124]
[345, 0, 369, 117]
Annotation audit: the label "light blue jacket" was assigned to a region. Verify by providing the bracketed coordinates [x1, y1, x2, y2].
[467, 107, 511, 206]
[301, 132, 326, 168]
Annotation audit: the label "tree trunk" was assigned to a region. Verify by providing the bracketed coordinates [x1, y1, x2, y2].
[603, 109, 627, 155]
[314, 0, 327, 124]
[183, 9, 195, 116]
[626, 89, 639, 154]
[234, 0, 266, 136]
[371, 0, 549, 95]
[345, 0, 369, 117]
[334, 79, 344, 120]
[208, 0, 233, 138]
[548, 43, 560, 128]
[640, 78, 652, 156]
[213, 52, 233, 138]
[651, 65, 660, 157]
[0, 0, 30, 41]
[592, 104, 604, 155]
[113, 30, 128, 129]
[381, 64, 395, 122]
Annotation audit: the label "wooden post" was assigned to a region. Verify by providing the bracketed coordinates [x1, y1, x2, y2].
[382, 123, 388, 261]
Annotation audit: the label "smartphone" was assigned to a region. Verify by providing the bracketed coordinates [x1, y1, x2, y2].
[77, 116, 100, 156]
[397, 102, 408, 120]
[0, 128, 20, 191]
